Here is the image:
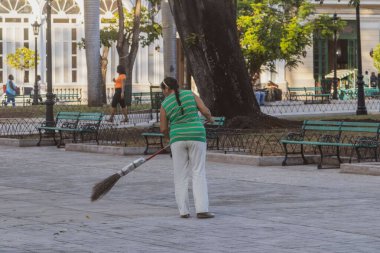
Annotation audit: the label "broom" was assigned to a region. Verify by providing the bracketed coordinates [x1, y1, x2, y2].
[91, 145, 170, 202]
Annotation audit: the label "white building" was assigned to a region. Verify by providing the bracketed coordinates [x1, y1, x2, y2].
[0, 0, 164, 98]
[262, 0, 380, 93]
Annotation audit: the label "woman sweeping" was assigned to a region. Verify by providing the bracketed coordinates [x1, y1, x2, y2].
[107, 65, 129, 123]
[160, 77, 215, 219]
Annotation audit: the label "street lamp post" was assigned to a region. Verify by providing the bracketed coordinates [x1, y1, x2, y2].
[355, 2, 367, 115]
[31, 21, 40, 105]
[45, 0, 55, 125]
[332, 13, 338, 99]
[320, 0, 367, 114]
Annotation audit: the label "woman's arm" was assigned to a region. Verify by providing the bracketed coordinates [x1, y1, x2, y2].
[160, 106, 169, 135]
[121, 75, 126, 97]
[193, 93, 214, 122]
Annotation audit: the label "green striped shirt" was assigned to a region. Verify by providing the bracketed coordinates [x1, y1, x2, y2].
[161, 90, 206, 144]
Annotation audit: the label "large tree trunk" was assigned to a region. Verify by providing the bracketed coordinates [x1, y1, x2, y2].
[116, 0, 141, 99]
[162, 0, 177, 78]
[169, 0, 259, 118]
[84, 0, 102, 106]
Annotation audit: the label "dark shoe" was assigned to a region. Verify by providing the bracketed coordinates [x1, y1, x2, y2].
[196, 212, 215, 219]
[180, 214, 190, 218]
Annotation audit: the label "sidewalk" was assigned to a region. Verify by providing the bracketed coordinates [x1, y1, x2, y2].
[1, 145, 380, 252]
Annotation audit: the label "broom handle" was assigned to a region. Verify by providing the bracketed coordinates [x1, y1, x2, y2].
[145, 145, 170, 161]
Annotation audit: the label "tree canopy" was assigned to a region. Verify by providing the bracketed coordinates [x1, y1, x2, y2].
[237, 0, 346, 80]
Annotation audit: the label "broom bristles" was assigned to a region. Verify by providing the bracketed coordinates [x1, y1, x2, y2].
[91, 173, 121, 202]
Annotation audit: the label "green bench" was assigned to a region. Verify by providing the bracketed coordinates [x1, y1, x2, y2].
[288, 87, 330, 104]
[37, 112, 103, 147]
[280, 120, 380, 169]
[141, 116, 226, 154]
[201, 116, 226, 150]
[141, 127, 165, 155]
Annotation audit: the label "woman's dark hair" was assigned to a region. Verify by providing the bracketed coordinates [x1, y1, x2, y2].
[161, 77, 184, 115]
[117, 65, 126, 75]
[8, 74, 14, 80]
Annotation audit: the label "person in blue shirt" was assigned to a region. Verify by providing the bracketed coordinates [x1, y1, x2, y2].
[5, 74, 17, 107]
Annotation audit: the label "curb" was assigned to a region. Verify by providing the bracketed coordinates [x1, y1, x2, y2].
[340, 163, 380, 176]
[0, 138, 55, 147]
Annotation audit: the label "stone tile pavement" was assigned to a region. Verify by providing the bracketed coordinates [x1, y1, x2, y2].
[1, 145, 380, 252]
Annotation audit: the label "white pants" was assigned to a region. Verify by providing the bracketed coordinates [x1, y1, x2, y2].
[171, 141, 209, 215]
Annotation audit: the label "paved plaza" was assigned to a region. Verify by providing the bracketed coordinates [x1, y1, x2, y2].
[1, 145, 380, 253]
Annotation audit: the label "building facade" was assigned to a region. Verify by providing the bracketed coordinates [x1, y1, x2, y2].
[0, 0, 164, 98]
[261, 0, 380, 94]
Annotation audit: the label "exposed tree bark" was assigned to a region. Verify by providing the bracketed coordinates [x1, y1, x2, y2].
[168, 0, 296, 129]
[168, 0, 259, 118]
[84, 0, 102, 106]
[116, 0, 141, 94]
[162, 0, 177, 78]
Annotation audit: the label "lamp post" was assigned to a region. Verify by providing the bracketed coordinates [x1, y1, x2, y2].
[31, 21, 40, 105]
[332, 13, 338, 99]
[320, 0, 367, 114]
[354, 2, 367, 115]
[45, 0, 55, 125]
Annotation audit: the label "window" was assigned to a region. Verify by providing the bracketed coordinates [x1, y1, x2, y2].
[43, 0, 80, 15]
[72, 28, 77, 83]
[100, 0, 118, 16]
[0, 0, 32, 14]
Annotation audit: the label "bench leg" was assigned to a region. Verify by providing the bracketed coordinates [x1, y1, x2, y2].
[301, 145, 308, 165]
[37, 129, 43, 146]
[282, 144, 288, 166]
[57, 131, 64, 148]
[143, 136, 149, 155]
[336, 146, 343, 164]
[317, 145, 324, 169]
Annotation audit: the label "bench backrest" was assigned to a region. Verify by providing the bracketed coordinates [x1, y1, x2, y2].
[201, 116, 226, 128]
[302, 120, 380, 136]
[77, 112, 103, 128]
[54, 111, 81, 128]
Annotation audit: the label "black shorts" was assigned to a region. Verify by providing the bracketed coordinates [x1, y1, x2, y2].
[111, 89, 126, 108]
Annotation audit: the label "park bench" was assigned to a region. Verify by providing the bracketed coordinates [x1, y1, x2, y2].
[280, 120, 380, 169]
[37, 112, 103, 147]
[201, 116, 226, 150]
[287, 87, 330, 104]
[141, 116, 225, 154]
[141, 125, 165, 155]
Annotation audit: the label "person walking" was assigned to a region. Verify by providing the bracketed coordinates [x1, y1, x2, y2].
[364, 71, 370, 87]
[370, 72, 378, 88]
[5, 74, 17, 107]
[159, 77, 215, 219]
[107, 65, 129, 123]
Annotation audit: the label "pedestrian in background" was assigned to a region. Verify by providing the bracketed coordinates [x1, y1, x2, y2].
[5, 74, 17, 107]
[107, 65, 129, 123]
[370, 72, 378, 88]
[160, 77, 215, 219]
[363, 71, 370, 87]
